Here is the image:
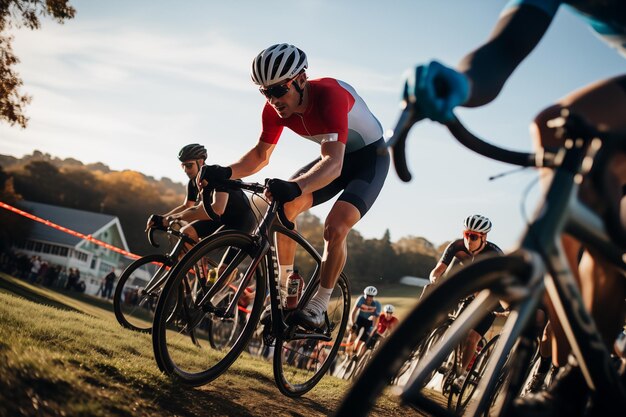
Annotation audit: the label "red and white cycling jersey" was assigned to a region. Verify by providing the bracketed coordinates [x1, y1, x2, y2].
[259, 78, 383, 153]
[376, 314, 399, 335]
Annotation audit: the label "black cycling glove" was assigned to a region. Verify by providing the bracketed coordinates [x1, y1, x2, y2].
[199, 165, 232, 187]
[266, 178, 302, 203]
[147, 214, 166, 229]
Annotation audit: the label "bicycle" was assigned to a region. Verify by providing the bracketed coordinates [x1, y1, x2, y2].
[336, 326, 367, 380]
[335, 85, 626, 415]
[113, 221, 208, 333]
[151, 179, 350, 397]
[352, 329, 387, 380]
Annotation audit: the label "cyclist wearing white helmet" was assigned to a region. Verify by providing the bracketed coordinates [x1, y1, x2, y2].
[427, 215, 503, 391]
[198, 43, 389, 330]
[146, 144, 256, 245]
[346, 286, 382, 357]
[429, 214, 501, 282]
[366, 304, 399, 350]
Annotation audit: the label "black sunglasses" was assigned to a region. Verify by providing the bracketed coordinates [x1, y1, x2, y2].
[259, 78, 295, 99]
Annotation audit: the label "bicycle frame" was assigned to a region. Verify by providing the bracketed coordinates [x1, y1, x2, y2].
[194, 182, 332, 343]
[141, 228, 196, 296]
[397, 114, 626, 414]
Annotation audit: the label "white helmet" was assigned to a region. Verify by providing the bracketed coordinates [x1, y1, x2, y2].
[384, 304, 394, 314]
[364, 286, 378, 297]
[464, 214, 492, 234]
[251, 43, 308, 87]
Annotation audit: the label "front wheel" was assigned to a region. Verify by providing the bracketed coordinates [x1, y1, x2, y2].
[334, 254, 534, 416]
[273, 272, 350, 397]
[113, 254, 171, 332]
[152, 231, 266, 386]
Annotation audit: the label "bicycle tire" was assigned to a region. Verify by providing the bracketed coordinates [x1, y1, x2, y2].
[334, 254, 532, 417]
[152, 231, 267, 386]
[113, 254, 171, 333]
[455, 335, 500, 413]
[273, 272, 350, 397]
[352, 348, 373, 381]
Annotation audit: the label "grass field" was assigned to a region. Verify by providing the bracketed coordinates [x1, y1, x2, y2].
[0, 272, 429, 417]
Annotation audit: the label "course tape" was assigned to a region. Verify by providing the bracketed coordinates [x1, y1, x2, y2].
[0, 200, 141, 260]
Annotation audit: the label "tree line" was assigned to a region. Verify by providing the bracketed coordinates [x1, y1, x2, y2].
[0, 151, 441, 288]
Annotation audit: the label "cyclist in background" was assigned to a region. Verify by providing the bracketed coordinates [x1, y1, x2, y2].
[428, 215, 503, 390]
[404, 1, 626, 414]
[147, 144, 256, 246]
[346, 286, 382, 358]
[197, 43, 389, 330]
[366, 304, 399, 350]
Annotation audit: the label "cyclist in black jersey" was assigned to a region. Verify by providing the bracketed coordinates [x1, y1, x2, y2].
[428, 215, 504, 390]
[146, 144, 256, 245]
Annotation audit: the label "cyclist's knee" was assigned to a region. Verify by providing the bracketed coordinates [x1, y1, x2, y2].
[180, 224, 199, 243]
[283, 194, 311, 220]
[323, 221, 350, 244]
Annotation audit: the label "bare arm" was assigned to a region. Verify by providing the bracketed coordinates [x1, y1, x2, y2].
[350, 302, 360, 324]
[168, 203, 210, 222]
[458, 4, 555, 107]
[228, 141, 276, 179]
[292, 141, 344, 194]
[429, 261, 448, 283]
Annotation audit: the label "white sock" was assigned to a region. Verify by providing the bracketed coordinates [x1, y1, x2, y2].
[306, 285, 333, 315]
[278, 265, 293, 306]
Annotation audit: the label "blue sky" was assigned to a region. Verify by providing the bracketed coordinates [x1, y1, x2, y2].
[0, 0, 623, 252]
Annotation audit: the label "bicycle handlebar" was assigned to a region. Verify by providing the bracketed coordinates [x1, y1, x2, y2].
[386, 99, 558, 182]
[146, 225, 164, 248]
[213, 179, 295, 230]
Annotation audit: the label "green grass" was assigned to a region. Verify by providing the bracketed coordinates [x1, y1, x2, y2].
[0, 273, 417, 416]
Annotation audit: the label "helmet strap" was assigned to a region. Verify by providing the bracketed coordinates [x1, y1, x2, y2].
[293, 79, 304, 106]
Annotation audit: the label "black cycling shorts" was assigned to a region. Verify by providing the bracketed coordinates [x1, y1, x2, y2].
[191, 210, 257, 240]
[290, 138, 389, 217]
[352, 315, 374, 342]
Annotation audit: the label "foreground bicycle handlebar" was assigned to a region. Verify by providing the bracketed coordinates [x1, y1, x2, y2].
[386, 94, 558, 182]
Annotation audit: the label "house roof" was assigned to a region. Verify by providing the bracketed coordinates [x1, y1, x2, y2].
[17, 201, 118, 247]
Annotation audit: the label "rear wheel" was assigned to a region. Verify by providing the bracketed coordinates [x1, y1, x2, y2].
[272, 272, 350, 397]
[152, 232, 266, 386]
[113, 254, 171, 332]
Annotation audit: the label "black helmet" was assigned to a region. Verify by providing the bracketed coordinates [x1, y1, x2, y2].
[178, 144, 207, 162]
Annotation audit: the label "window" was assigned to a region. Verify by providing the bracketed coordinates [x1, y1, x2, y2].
[51, 246, 60, 255]
[42, 244, 51, 253]
[91, 259, 96, 269]
[33, 242, 42, 252]
[59, 247, 69, 257]
[25, 241, 34, 250]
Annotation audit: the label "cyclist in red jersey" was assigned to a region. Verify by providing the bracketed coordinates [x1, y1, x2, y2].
[198, 43, 389, 330]
[366, 304, 399, 350]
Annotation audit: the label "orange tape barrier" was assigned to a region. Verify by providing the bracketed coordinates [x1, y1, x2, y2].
[0, 201, 141, 260]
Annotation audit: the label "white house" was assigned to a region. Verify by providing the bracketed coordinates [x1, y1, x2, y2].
[12, 201, 134, 295]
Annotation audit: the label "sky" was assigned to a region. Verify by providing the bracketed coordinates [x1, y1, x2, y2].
[0, 0, 624, 253]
